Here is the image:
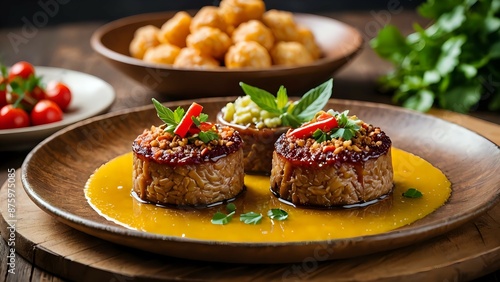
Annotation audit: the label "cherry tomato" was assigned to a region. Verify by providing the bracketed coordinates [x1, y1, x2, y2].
[45, 81, 71, 111]
[30, 99, 63, 126]
[31, 85, 46, 101]
[6, 91, 39, 112]
[8, 61, 35, 81]
[0, 104, 30, 129]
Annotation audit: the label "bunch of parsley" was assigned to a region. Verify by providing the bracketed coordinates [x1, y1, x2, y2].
[371, 0, 500, 113]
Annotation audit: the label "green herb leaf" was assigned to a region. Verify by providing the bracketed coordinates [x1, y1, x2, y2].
[240, 212, 263, 224]
[312, 129, 329, 143]
[402, 188, 423, 198]
[239, 82, 281, 115]
[191, 114, 208, 127]
[371, 0, 500, 113]
[370, 25, 410, 63]
[436, 35, 466, 75]
[152, 98, 178, 126]
[280, 112, 302, 128]
[267, 209, 288, 220]
[198, 130, 219, 143]
[292, 79, 333, 121]
[226, 203, 236, 213]
[276, 85, 288, 109]
[211, 211, 235, 225]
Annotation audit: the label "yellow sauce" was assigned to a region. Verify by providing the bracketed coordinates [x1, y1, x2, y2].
[85, 148, 451, 242]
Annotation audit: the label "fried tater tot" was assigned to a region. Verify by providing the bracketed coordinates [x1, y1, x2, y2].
[297, 25, 322, 60]
[225, 41, 271, 69]
[270, 41, 314, 66]
[190, 6, 228, 34]
[186, 27, 232, 60]
[219, 0, 266, 27]
[232, 20, 274, 51]
[157, 11, 192, 48]
[129, 25, 160, 59]
[143, 43, 181, 65]
[173, 47, 220, 69]
[262, 9, 299, 42]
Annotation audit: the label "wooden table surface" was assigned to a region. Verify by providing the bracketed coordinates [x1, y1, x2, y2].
[0, 10, 499, 281]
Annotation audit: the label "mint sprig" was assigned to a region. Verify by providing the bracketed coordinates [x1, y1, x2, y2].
[239, 79, 333, 128]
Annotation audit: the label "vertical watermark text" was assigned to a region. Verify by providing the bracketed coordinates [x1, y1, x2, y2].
[6, 168, 17, 275]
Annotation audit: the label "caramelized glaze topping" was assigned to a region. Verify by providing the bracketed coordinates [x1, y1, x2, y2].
[275, 124, 391, 166]
[132, 124, 243, 165]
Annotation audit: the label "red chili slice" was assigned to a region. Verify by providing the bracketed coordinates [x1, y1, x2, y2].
[174, 102, 203, 137]
[287, 116, 338, 139]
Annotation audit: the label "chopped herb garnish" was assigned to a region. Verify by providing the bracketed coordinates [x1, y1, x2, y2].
[403, 188, 423, 198]
[312, 129, 330, 143]
[197, 130, 219, 143]
[152, 99, 219, 143]
[226, 203, 236, 213]
[267, 209, 288, 221]
[191, 113, 209, 126]
[240, 212, 263, 224]
[239, 79, 333, 128]
[211, 211, 235, 225]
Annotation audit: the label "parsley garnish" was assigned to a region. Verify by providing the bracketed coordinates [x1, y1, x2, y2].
[267, 209, 288, 221]
[211, 203, 237, 225]
[197, 131, 219, 143]
[212, 205, 289, 225]
[402, 188, 423, 198]
[240, 212, 263, 224]
[211, 211, 235, 225]
[239, 79, 333, 128]
[226, 203, 236, 213]
[152, 98, 184, 133]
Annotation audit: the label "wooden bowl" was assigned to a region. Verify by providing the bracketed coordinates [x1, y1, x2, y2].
[21, 98, 500, 264]
[90, 11, 363, 98]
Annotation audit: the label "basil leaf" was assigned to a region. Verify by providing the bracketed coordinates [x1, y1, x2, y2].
[402, 188, 423, 198]
[292, 78, 333, 121]
[280, 112, 302, 128]
[152, 98, 177, 125]
[267, 209, 288, 221]
[240, 212, 263, 224]
[276, 85, 288, 109]
[173, 107, 185, 123]
[239, 82, 281, 115]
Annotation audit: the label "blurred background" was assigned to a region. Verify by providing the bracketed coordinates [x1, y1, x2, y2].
[2, 0, 424, 27]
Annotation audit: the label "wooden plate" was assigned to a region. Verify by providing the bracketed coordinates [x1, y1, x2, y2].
[21, 98, 500, 264]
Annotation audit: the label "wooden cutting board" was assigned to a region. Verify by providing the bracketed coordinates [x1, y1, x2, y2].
[1, 170, 499, 281]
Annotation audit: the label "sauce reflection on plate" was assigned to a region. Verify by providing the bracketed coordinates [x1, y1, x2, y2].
[84, 148, 451, 242]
